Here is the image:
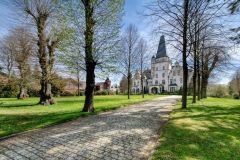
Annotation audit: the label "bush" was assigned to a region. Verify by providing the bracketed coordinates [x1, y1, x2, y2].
[27, 87, 40, 97]
[233, 93, 239, 99]
[61, 91, 76, 97]
[79, 91, 84, 96]
[0, 82, 19, 98]
[208, 85, 228, 98]
[95, 90, 108, 95]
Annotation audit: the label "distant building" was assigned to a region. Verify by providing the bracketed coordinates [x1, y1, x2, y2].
[132, 35, 193, 94]
[63, 78, 86, 94]
[95, 78, 111, 92]
[63, 77, 112, 94]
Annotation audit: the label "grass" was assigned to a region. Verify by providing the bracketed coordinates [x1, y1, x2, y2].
[152, 97, 240, 160]
[0, 95, 160, 138]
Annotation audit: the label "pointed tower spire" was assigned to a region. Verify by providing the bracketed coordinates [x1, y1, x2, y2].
[156, 35, 167, 58]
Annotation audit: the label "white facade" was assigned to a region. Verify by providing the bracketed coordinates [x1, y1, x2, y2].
[132, 35, 193, 94]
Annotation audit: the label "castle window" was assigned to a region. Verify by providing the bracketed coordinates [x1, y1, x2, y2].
[155, 80, 158, 85]
[170, 79, 176, 84]
[156, 74, 158, 78]
[162, 80, 165, 84]
[162, 73, 165, 78]
[173, 71, 176, 76]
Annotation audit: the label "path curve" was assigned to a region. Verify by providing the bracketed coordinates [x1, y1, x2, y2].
[0, 96, 181, 160]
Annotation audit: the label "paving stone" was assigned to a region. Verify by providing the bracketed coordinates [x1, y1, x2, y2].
[0, 96, 180, 160]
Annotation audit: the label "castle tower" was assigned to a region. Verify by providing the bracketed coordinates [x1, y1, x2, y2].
[150, 35, 172, 93]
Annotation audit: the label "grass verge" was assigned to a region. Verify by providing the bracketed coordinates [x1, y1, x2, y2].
[0, 95, 160, 138]
[152, 97, 240, 160]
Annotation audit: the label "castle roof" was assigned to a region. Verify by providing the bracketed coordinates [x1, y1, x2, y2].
[156, 35, 167, 58]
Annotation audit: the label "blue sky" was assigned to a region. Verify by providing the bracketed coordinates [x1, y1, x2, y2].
[0, 0, 239, 84]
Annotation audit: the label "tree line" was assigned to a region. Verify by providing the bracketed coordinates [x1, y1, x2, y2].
[0, 0, 239, 111]
[145, 0, 239, 108]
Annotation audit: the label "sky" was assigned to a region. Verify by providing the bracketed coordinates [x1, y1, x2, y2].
[0, 0, 239, 85]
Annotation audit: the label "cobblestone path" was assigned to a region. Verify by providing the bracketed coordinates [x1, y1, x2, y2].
[0, 96, 180, 160]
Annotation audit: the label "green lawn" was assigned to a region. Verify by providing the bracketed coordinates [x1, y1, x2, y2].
[152, 98, 240, 160]
[0, 95, 159, 138]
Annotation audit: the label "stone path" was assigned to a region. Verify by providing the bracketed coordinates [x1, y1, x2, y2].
[0, 96, 180, 160]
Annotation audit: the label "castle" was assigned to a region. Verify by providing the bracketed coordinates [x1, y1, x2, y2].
[132, 35, 193, 94]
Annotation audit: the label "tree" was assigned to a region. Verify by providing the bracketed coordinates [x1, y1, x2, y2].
[137, 38, 148, 98]
[119, 76, 129, 94]
[229, 70, 240, 97]
[10, 27, 34, 99]
[119, 24, 140, 99]
[229, 0, 240, 13]
[181, 0, 190, 108]
[0, 36, 15, 81]
[58, 48, 84, 96]
[14, 0, 65, 105]
[145, 0, 190, 108]
[146, 0, 229, 107]
[61, 0, 124, 112]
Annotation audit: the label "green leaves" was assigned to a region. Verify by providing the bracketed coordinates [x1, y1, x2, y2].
[229, 0, 240, 14]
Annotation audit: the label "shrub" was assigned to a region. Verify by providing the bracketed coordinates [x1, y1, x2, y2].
[108, 91, 115, 95]
[79, 91, 84, 96]
[208, 85, 228, 98]
[0, 82, 19, 98]
[61, 91, 76, 97]
[27, 87, 40, 97]
[95, 90, 108, 95]
[233, 93, 239, 99]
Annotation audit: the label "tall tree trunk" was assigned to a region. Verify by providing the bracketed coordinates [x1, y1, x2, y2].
[83, 64, 95, 112]
[141, 56, 144, 98]
[77, 74, 80, 96]
[182, 0, 189, 109]
[197, 58, 201, 100]
[201, 74, 208, 98]
[127, 72, 131, 99]
[82, 0, 95, 112]
[17, 65, 28, 99]
[192, 38, 197, 103]
[18, 87, 28, 99]
[141, 74, 144, 98]
[127, 48, 131, 99]
[141, 78, 144, 98]
[37, 17, 53, 105]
